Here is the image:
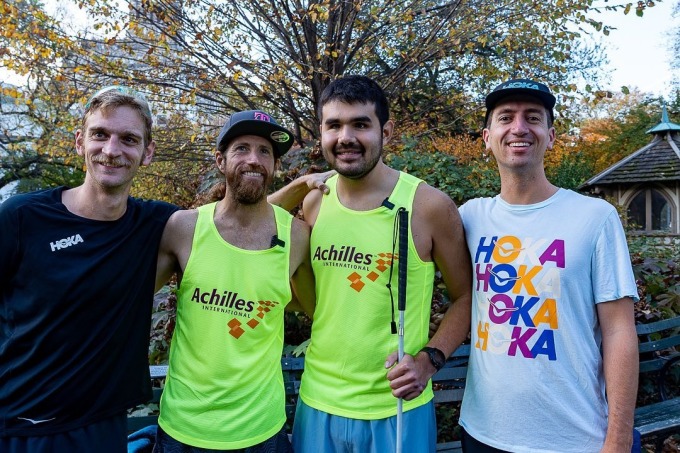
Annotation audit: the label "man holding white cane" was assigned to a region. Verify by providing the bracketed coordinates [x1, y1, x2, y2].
[292, 75, 472, 453]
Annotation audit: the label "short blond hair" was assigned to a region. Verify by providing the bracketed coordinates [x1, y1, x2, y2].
[82, 86, 153, 146]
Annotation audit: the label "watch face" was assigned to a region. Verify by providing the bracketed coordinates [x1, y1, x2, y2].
[423, 347, 445, 370]
[433, 351, 445, 368]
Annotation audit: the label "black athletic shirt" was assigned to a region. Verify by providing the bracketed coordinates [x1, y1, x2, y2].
[0, 187, 178, 436]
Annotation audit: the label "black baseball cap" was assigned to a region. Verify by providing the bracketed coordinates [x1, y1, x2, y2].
[216, 110, 294, 157]
[485, 79, 556, 125]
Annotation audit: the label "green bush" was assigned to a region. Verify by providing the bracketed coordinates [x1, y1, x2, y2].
[385, 148, 500, 206]
[630, 236, 680, 321]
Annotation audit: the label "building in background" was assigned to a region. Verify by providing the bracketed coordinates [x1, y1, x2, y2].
[580, 105, 680, 236]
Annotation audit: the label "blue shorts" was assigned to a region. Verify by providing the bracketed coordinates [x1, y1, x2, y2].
[0, 412, 126, 453]
[292, 398, 436, 453]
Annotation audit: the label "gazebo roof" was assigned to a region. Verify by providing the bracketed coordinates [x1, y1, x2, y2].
[647, 104, 680, 134]
[580, 105, 680, 188]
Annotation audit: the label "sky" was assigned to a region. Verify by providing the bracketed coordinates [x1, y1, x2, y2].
[592, 1, 678, 98]
[1, 1, 678, 97]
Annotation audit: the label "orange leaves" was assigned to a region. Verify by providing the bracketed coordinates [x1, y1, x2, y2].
[0, 86, 22, 99]
[429, 134, 486, 166]
[543, 139, 572, 170]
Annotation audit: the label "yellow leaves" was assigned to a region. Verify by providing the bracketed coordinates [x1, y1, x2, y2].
[39, 47, 52, 58]
[322, 48, 339, 58]
[1, 87, 21, 99]
[307, 2, 329, 23]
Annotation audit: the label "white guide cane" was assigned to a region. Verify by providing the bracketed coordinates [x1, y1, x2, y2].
[396, 208, 409, 453]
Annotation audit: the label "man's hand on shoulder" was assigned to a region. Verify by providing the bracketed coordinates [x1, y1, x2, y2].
[268, 170, 335, 212]
[302, 170, 335, 196]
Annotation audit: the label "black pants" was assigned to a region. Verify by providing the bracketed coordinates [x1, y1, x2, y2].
[461, 428, 510, 453]
[461, 427, 642, 453]
[0, 412, 127, 453]
[153, 424, 293, 453]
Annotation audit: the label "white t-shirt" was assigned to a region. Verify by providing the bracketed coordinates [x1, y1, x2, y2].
[458, 189, 638, 453]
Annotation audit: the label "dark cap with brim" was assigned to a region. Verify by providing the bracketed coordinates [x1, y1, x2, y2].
[485, 79, 556, 125]
[216, 110, 294, 157]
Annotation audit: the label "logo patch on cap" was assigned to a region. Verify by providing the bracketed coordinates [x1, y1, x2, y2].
[500, 81, 540, 91]
[270, 131, 290, 143]
[254, 112, 272, 122]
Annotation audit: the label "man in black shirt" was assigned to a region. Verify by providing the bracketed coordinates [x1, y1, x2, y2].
[0, 86, 179, 452]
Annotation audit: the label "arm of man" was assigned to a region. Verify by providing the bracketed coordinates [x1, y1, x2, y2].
[267, 170, 334, 212]
[289, 217, 316, 318]
[155, 209, 198, 292]
[301, 184, 324, 227]
[386, 186, 472, 400]
[598, 297, 638, 453]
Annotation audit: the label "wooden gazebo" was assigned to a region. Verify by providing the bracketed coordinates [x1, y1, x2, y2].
[580, 105, 680, 235]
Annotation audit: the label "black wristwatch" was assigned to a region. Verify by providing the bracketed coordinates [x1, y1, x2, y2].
[419, 346, 446, 371]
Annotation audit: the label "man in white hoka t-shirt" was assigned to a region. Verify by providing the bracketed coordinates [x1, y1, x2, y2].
[458, 79, 640, 453]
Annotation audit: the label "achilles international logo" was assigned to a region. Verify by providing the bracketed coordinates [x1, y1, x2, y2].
[50, 234, 84, 252]
[191, 286, 280, 339]
[313, 244, 372, 267]
[347, 252, 399, 292]
[227, 300, 279, 339]
[313, 245, 399, 292]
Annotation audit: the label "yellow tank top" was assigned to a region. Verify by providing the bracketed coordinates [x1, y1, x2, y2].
[159, 202, 292, 448]
[300, 172, 435, 419]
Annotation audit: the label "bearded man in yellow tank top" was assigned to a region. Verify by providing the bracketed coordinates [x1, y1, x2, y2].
[154, 110, 316, 452]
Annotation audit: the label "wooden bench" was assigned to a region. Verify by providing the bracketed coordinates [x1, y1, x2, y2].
[129, 316, 680, 451]
[128, 347, 470, 451]
[432, 344, 469, 452]
[633, 315, 680, 448]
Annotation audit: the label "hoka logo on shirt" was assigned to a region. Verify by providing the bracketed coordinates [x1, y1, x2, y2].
[472, 235, 564, 361]
[313, 245, 400, 292]
[49, 234, 84, 251]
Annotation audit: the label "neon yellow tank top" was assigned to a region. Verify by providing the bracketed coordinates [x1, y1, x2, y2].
[159, 202, 292, 449]
[300, 172, 436, 419]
